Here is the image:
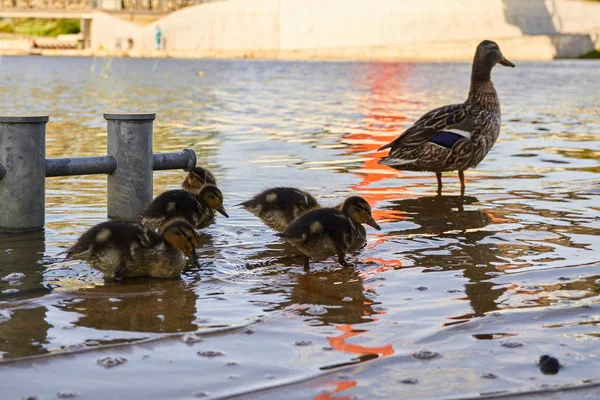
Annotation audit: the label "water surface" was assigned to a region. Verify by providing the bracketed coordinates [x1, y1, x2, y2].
[0, 57, 599, 399]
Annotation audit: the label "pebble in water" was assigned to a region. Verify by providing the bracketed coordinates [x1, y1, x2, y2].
[294, 340, 313, 346]
[97, 356, 127, 368]
[539, 355, 560, 375]
[56, 392, 78, 398]
[181, 333, 204, 344]
[412, 350, 440, 360]
[400, 378, 419, 384]
[197, 350, 225, 358]
[500, 341, 524, 348]
[2, 272, 25, 282]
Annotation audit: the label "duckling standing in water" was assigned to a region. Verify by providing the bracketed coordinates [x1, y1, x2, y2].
[181, 166, 217, 195]
[277, 196, 381, 269]
[142, 185, 229, 230]
[240, 187, 319, 232]
[67, 218, 200, 281]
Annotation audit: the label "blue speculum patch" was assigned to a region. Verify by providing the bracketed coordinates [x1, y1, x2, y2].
[429, 131, 466, 148]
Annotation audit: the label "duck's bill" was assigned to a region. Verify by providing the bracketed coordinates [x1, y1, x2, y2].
[499, 56, 515, 68]
[366, 217, 381, 231]
[217, 206, 229, 218]
[187, 248, 201, 269]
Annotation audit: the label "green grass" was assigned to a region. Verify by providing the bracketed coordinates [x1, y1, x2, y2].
[580, 49, 600, 59]
[0, 18, 80, 37]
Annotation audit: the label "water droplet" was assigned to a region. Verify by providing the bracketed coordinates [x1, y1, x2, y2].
[481, 372, 497, 379]
[400, 378, 419, 384]
[342, 297, 353, 302]
[412, 350, 440, 360]
[2, 272, 25, 282]
[97, 356, 127, 368]
[182, 333, 204, 344]
[294, 340, 313, 346]
[57, 392, 78, 398]
[500, 341, 524, 348]
[415, 286, 428, 291]
[197, 350, 225, 358]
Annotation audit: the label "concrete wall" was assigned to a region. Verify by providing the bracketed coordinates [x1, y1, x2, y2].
[90, 0, 600, 60]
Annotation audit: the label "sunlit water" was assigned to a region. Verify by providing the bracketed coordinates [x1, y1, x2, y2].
[0, 57, 599, 399]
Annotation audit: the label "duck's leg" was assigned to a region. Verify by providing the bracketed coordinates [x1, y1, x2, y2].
[458, 170, 465, 196]
[303, 256, 310, 270]
[337, 252, 352, 268]
[436, 172, 443, 195]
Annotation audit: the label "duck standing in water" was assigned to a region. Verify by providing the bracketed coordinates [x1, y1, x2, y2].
[181, 166, 217, 195]
[277, 196, 381, 269]
[67, 218, 200, 281]
[142, 185, 229, 230]
[378, 40, 515, 195]
[240, 187, 319, 232]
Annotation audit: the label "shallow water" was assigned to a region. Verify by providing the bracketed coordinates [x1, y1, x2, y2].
[0, 57, 599, 399]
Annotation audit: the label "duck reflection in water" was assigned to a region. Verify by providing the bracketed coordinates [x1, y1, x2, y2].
[58, 279, 198, 333]
[384, 195, 507, 318]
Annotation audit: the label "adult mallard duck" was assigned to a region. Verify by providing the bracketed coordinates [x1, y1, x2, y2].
[277, 196, 381, 269]
[67, 218, 200, 281]
[378, 40, 515, 195]
[240, 187, 319, 232]
[142, 185, 228, 230]
[181, 166, 217, 195]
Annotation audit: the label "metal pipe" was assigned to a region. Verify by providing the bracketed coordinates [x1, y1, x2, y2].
[105, 113, 155, 220]
[0, 116, 49, 232]
[152, 148, 196, 171]
[46, 156, 117, 177]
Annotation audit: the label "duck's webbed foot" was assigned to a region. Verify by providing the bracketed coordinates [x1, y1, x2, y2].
[337, 253, 353, 268]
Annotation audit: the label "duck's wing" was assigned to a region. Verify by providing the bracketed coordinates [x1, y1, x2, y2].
[379, 103, 475, 152]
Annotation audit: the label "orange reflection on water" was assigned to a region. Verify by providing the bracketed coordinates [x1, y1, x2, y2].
[343, 63, 417, 222]
[314, 380, 358, 400]
[328, 323, 395, 358]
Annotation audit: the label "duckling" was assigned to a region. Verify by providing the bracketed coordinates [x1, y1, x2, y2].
[142, 185, 228, 230]
[181, 166, 217, 195]
[67, 218, 200, 280]
[277, 196, 381, 269]
[240, 187, 319, 232]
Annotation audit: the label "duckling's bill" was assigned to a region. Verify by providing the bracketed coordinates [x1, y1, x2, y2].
[187, 247, 201, 269]
[367, 217, 381, 231]
[217, 205, 229, 218]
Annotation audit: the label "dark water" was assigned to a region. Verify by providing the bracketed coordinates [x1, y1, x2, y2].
[0, 57, 599, 399]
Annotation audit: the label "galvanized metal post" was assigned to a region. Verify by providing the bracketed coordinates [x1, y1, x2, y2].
[105, 113, 155, 220]
[0, 116, 49, 232]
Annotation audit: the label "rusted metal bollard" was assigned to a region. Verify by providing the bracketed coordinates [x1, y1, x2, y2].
[0, 113, 197, 232]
